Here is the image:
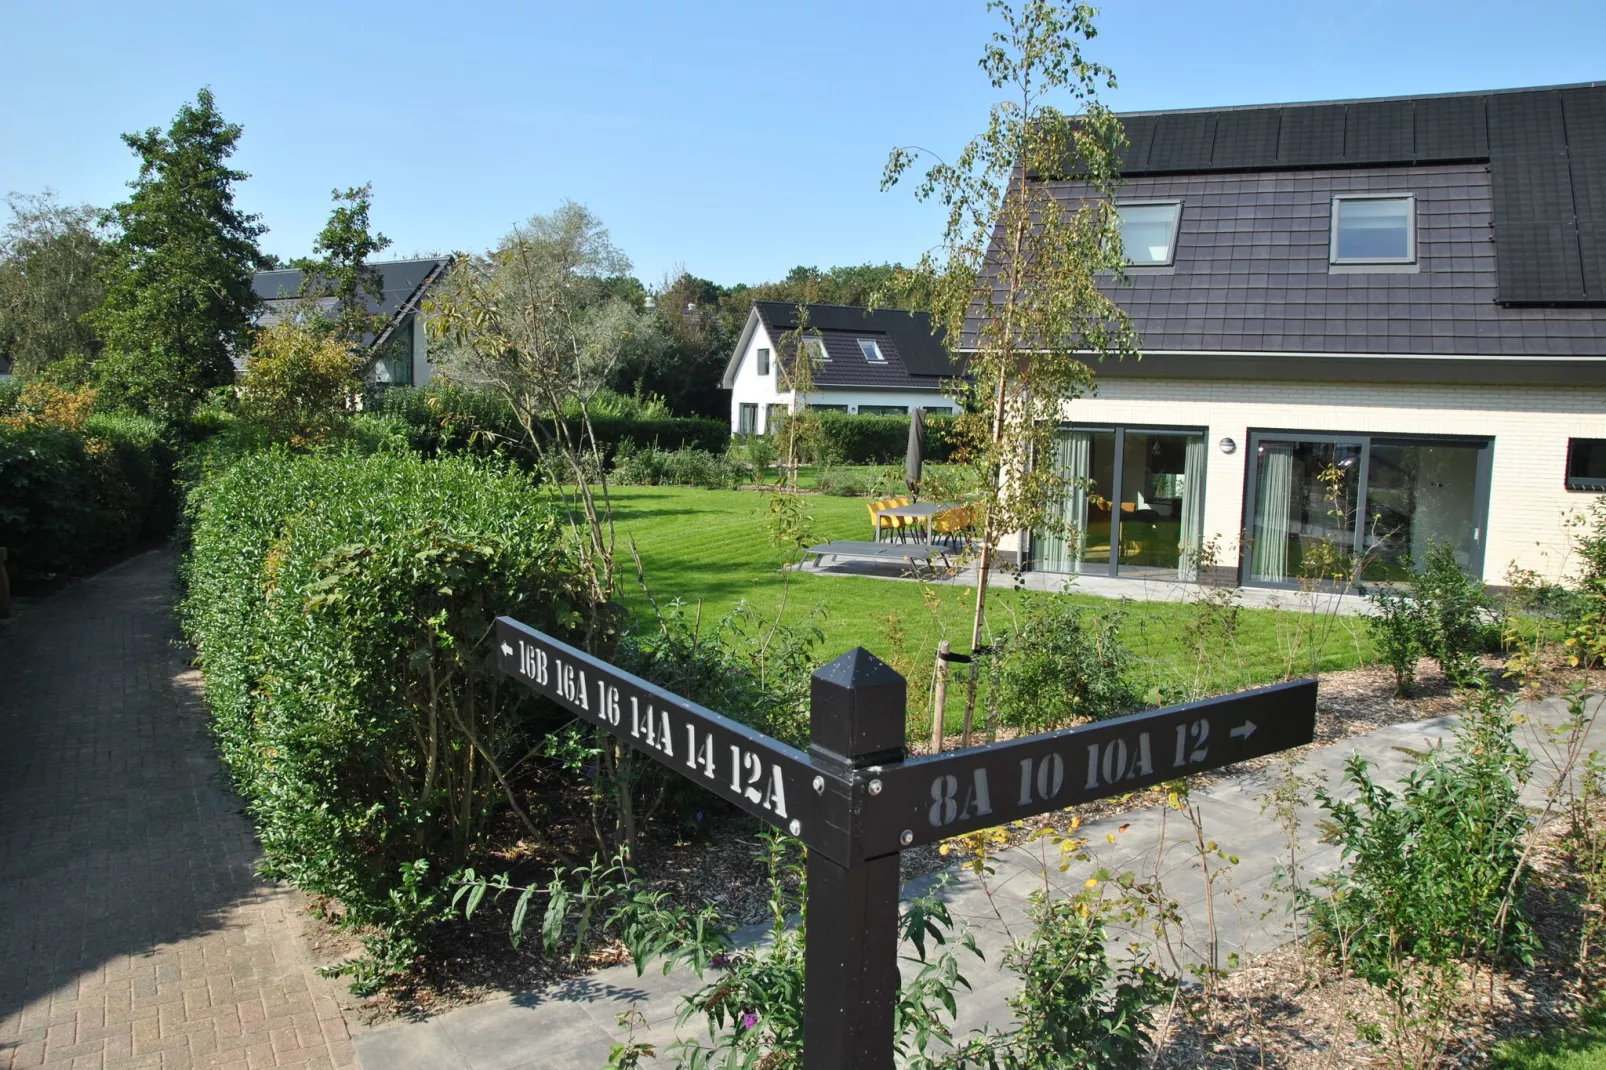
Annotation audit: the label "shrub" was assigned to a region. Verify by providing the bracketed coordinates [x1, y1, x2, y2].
[800, 410, 960, 465]
[990, 597, 1140, 732]
[1363, 542, 1499, 692]
[0, 410, 173, 586]
[1366, 585, 1428, 696]
[181, 449, 598, 987]
[1566, 496, 1606, 668]
[1308, 684, 1537, 981]
[237, 322, 362, 446]
[611, 442, 741, 489]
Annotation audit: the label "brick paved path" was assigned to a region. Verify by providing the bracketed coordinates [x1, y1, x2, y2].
[0, 552, 357, 1070]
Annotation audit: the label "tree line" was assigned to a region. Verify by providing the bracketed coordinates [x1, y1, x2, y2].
[0, 87, 924, 423]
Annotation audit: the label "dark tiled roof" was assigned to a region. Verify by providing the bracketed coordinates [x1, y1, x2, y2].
[752, 301, 956, 389]
[1012, 162, 1606, 359]
[1110, 83, 1606, 306]
[253, 258, 449, 345]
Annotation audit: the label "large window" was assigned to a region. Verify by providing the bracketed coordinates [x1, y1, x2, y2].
[1033, 425, 1207, 579]
[1244, 431, 1490, 586]
[1567, 438, 1606, 491]
[1116, 202, 1182, 266]
[737, 403, 757, 436]
[1331, 195, 1416, 264]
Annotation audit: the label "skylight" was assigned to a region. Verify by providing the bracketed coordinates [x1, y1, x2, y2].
[857, 339, 886, 363]
[1331, 195, 1415, 264]
[1116, 202, 1182, 266]
[805, 336, 830, 363]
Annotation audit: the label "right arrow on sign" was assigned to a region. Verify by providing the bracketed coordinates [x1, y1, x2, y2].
[1230, 720, 1257, 740]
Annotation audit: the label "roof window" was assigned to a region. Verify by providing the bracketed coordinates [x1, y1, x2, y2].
[804, 336, 830, 363]
[1116, 202, 1182, 266]
[857, 339, 886, 363]
[1331, 195, 1415, 264]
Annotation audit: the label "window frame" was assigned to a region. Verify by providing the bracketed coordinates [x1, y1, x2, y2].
[737, 403, 757, 436]
[805, 335, 831, 363]
[756, 347, 770, 375]
[1566, 438, 1606, 492]
[1329, 193, 1417, 266]
[1115, 200, 1184, 268]
[857, 338, 887, 363]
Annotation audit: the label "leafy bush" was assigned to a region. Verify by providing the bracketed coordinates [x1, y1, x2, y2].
[1366, 585, 1429, 696]
[1364, 542, 1499, 692]
[990, 597, 1141, 732]
[181, 449, 598, 987]
[804, 410, 960, 465]
[372, 384, 728, 464]
[1565, 496, 1606, 668]
[237, 322, 361, 446]
[0, 410, 174, 586]
[611, 441, 742, 489]
[1309, 684, 1537, 982]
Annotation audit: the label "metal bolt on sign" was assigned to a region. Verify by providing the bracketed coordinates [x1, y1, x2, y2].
[494, 616, 1317, 1069]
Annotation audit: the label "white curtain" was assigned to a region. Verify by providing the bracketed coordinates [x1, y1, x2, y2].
[1177, 435, 1207, 581]
[1037, 431, 1091, 572]
[1252, 446, 1294, 582]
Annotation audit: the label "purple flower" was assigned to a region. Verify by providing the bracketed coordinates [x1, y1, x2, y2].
[741, 1011, 758, 1030]
[710, 953, 731, 969]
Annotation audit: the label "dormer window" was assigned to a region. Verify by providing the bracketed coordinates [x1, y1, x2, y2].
[1331, 195, 1416, 264]
[1116, 202, 1182, 266]
[857, 339, 886, 363]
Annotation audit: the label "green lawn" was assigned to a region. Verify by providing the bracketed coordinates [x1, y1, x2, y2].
[1490, 1006, 1606, 1069]
[600, 486, 1373, 729]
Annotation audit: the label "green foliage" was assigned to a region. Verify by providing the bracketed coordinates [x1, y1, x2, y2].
[92, 88, 265, 421]
[1364, 543, 1497, 693]
[801, 410, 959, 466]
[237, 322, 361, 446]
[180, 449, 598, 988]
[1565, 497, 1606, 668]
[1309, 684, 1537, 982]
[1489, 999, 1606, 1069]
[1365, 585, 1429, 697]
[951, 890, 1171, 1069]
[288, 184, 391, 345]
[990, 597, 1140, 732]
[611, 441, 742, 489]
[0, 412, 173, 586]
[373, 383, 729, 464]
[0, 191, 107, 378]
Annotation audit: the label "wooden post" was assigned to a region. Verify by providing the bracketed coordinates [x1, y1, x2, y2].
[804, 648, 906, 1070]
[928, 640, 950, 756]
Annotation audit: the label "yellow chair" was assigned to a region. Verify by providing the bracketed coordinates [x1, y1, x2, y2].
[932, 505, 974, 547]
[868, 498, 897, 540]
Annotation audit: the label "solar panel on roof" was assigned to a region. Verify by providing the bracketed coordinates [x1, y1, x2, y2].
[1147, 113, 1215, 170]
[1562, 87, 1606, 155]
[1117, 114, 1157, 171]
[1572, 152, 1606, 221]
[1494, 222, 1586, 303]
[1344, 100, 1414, 163]
[1580, 222, 1606, 300]
[1413, 95, 1488, 159]
[1211, 109, 1281, 169]
[1492, 154, 1577, 221]
[1488, 90, 1567, 155]
[1276, 105, 1345, 166]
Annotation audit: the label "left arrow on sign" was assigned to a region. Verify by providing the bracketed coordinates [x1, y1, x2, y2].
[500, 641, 514, 657]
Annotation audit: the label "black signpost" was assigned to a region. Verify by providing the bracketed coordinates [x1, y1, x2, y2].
[495, 616, 1318, 1069]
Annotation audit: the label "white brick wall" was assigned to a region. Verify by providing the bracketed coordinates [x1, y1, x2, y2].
[1036, 377, 1606, 584]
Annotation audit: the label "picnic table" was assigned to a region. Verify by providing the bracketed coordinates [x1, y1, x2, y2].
[802, 539, 955, 575]
[874, 502, 954, 543]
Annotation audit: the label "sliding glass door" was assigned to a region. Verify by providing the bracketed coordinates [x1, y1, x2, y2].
[1244, 431, 1491, 587]
[1033, 426, 1206, 578]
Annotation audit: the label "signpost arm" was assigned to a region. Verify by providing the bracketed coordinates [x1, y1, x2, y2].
[804, 649, 906, 1070]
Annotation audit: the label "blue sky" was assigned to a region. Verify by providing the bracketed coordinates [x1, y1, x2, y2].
[2, 1, 1601, 288]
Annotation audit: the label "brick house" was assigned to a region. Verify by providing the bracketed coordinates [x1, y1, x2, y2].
[987, 82, 1606, 589]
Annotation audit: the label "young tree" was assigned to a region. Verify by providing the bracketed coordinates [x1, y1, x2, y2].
[0, 192, 108, 379]
[883, 0, 1137, 746]
[290, 184, 392, 346]
[237, 322, 362, 447]
[92, 88, 266, 422]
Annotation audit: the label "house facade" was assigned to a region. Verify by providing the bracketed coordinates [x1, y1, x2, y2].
[723, 301, 959, 435]
[990, 82, 1606, 589]
[251, 257, 449, 387]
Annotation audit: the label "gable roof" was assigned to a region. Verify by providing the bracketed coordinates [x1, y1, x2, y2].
[722, 301, 957, 391]
[1107, 82, 1606, 306]
[252, 257, 450, 346]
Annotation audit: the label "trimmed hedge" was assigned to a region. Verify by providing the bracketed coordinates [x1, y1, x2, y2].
[374, 385, 728, 463]
[801, 411, 960, 466]
[0, 413, 175, 586]
[180, 449, 596, 985]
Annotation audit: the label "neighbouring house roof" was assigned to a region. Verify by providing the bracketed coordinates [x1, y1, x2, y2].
[721, 301, 958, 391]
[969, 83, 1606, 374]
[252, 257, 450, 348]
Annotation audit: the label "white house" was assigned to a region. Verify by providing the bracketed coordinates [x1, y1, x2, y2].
[983, 82, 1606, 590]
[251, 257, 449, 387]
[721, 301, 961, 435]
